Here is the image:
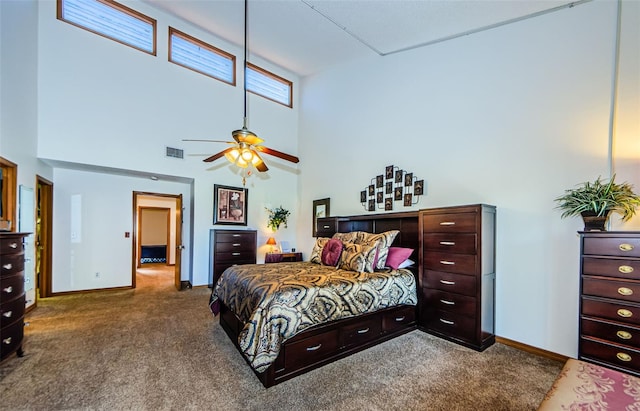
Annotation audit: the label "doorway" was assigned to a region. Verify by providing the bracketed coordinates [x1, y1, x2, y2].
[35, 175, 53, 301]
[132, 192, 183, 290]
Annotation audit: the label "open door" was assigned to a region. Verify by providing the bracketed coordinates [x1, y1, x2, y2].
[132, 192, 183, 290]
[36, 176, 53, 300]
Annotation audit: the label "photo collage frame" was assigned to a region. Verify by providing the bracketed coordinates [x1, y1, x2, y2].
[360, 165, 424, 212]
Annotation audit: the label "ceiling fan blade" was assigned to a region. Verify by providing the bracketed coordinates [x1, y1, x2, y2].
[203, 148, 234, 163]
[255, 146, 300, 164]
[182, 139, 234, 144]
[251, 150, 269, 172]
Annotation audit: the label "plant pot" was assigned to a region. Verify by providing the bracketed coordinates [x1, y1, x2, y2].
[581, 211, 610, 231]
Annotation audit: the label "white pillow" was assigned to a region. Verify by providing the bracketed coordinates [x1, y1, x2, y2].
[398, 258, 415, 269]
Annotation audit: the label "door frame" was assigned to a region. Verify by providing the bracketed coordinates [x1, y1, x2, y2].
[132, 191, 183, 290]
[36, 175, 53, 299]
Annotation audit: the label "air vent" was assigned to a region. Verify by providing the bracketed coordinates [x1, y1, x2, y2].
[166, 146, 184, 159]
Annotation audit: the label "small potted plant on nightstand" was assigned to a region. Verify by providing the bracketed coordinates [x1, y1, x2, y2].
[554, 174, 640, 231]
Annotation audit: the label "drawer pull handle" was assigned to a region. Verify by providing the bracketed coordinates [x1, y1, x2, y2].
[618, 287, 634, 296]
[439, 319, 455, 325]
[620, 243, 635, 252]
[617, 330, 633, 340]
[357, 328, 370, 334]
[619, 266, 634, 274]
[439, 260, 455, 265]
[439, 280, 456, 285]
[232, 243, 241, 247]
[323, 225, 330, 229]
[2, 337, 11, 345]
[3, 263, 12, 270]
[3, 286, 12, 293]
[440, 222, 455, 226]
[395, 316, 406, 322]
[232, 234, 241, 237]
[9, 242, 18, 249]
[440, 299, 455, 305]
[618, 309, 633, 318]
[439, 241, 456, 246]
[2, 311, 12, 318]
[617, 352, 632, 362]
[306, 344, 322, 351]
[232, 252, 241, 256]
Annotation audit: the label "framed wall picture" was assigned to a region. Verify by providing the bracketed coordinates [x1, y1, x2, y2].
[312, 198, 330, 237]
[213, 184, 248, 225]
[415, 180, 424, 196]
[394, 186, 403, 201]
[385, 197, 393, 211]
[404, 172, 413, 187]
[385, 181, 392, 194]
[385, 165, 394, 180]
[376, 175, 383, 188]
[360, 190, 367, 203]
[404, 193, 412, 207]
[395, 169, 403, 183]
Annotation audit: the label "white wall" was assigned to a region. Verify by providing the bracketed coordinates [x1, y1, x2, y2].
[298, 0, 639, 358]
[34, 0, 301, 288]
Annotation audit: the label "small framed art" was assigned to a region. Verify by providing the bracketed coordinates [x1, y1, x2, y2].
[312, 198, 330, 237]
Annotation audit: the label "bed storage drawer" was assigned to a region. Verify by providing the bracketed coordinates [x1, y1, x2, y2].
[382, 305, 416, 333]
[339, 318, 381, 349]
[284, 330, 339, 370]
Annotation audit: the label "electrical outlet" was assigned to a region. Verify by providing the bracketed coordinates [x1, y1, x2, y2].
[95, 272, 100, 278]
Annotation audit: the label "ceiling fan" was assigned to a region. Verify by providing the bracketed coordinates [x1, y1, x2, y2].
[184, 0, 299, 183]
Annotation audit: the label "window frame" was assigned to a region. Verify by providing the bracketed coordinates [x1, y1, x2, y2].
[246, 63, 293, 108]
[57, 0, 157, 56]
[168, 27, 236, 86]
[0, 157, 17, 232]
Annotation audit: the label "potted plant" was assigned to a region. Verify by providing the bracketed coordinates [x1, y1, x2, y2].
[265, 206, 290, 232]
[554, 174, 640, 231]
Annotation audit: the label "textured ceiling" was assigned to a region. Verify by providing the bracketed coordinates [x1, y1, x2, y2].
[143, 0, 584, 77]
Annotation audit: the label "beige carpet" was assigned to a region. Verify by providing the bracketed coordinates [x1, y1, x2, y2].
[0, 264, 563, 410]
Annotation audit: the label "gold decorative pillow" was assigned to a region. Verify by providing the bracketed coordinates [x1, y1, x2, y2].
[310, 237, 331, 264]
[355, 230, 399, 269]
[332, 232, 358, 243]
[339, 242, 377, 273]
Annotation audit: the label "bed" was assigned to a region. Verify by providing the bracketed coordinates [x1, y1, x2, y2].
[210, 211, 420, 387]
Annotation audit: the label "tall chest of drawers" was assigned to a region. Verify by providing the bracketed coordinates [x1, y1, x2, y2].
[579, 231, 640, 376]
[210, 229, 256, 288]
[419, 204, 496, 351]
[1, 232, 29, 361]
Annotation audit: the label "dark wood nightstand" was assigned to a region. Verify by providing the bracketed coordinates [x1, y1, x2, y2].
[265, 252, 303, 263]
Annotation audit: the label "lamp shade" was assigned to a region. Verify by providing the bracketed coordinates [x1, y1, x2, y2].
[266, 237, 277, 245]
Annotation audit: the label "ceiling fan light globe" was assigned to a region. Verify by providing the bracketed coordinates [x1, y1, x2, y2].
[224, 149, 240, 164]
[241, 148, 254, 161]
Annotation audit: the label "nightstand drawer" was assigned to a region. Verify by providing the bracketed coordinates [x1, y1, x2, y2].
[584, 237, 640, 258]
[581, 317, 640, 348]
[583, 277, 640, 302]
[422, 233, 477, 254]
[582, 257, 640, 280]
[424, 251, 476, 275]
[582, 297, 640, 326]
[424, 270, 476, 296]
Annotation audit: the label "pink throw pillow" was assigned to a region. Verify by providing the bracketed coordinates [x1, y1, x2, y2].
[385, 247, 414, 270]
[321, 238, 343, 266]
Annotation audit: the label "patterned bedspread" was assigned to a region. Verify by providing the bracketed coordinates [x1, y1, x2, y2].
[209, 261, 417, 373]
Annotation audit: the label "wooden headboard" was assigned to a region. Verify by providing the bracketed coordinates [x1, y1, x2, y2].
[316, 211, 419, 275]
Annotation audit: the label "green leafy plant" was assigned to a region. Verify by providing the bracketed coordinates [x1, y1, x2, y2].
[266, 206, 290, 231]
[555, 175, 640, 221]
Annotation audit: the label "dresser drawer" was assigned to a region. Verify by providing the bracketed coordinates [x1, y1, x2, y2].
[422, 212, 477, 233]
[284, 329, 339, 370]
[582, 277, 640, 302]
[1, 294, 25, 328]
[582, 297, 640, 326]
[0, 273, 25, 301]
[215, 232, 256, 244]
[423, 309, 476, 342]
[215, 251, 256, 263]
[581, 317, 640, 349]
[580, 337, 640, 374]
[0, 253, 24, 276]
[382, 305, 416, 333]
[422, 233, 477, 254]
[423, 289, 476, 316]
[584, 237, 640, 258]
[583, 257, 640, 280]
[424, 270, 476, 296]
[423, 251, 476, 275]
[0, 237, 24, 255]
[0, 319, 24, 360]
[339, 317, 381, 349]
[215, 242, 255, 253]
